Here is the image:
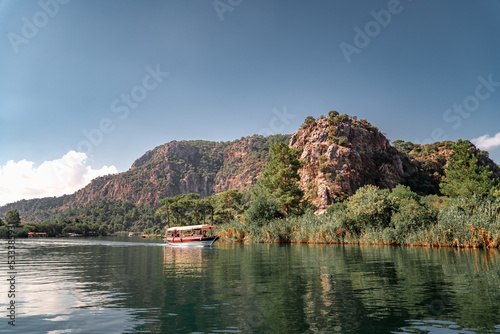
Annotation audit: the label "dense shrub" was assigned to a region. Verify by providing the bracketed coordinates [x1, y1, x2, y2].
[335, 185, 393, 233]
[303, 116, 316, 127]
[326, 202, 346, 215]
[368, 125, 379, 135]
[0, 226, 8, 238]
[244, 194, 284, 227]
[329, 135, 349, 147]
[319, 163, 330, 173]
[390, 198, 436, 243]
[328, 110, 339, 118]
[389, 184, 420, 202]
[215, 178, 500, 248]
[217, 191, 500, 248]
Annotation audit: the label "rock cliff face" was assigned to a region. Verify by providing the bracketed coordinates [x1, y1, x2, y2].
[71, 141, 221, 207]
[68, 136, 288, 208]
[213, 137, 271, 193]
[290, 116, 417, 211]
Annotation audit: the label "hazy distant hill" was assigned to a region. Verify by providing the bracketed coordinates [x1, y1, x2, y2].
[2, 113, 499, 222]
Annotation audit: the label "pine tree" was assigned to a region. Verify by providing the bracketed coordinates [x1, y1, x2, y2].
[217, 189, 243, 224]
[157, 197, 174, 225]
[259, 142, 304, 215]
[440, 139, 497, 198]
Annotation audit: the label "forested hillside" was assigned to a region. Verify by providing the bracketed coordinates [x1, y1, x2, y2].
[2, 112, 500, 237]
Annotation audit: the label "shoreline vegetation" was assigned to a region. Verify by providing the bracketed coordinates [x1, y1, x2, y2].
[2, 187, 499, 249]
[216, 132, 500, 249]
[217, 189, 500, 249]
[2, 114, 500, 249]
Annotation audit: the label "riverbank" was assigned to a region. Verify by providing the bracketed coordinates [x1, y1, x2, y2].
[217, 219, 500, 248]
[217, 194, 500, 249]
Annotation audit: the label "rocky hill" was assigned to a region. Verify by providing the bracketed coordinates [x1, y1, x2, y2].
[290, 113, 418, 211]
[392, 140, 500, 195]
[292, 114, 500, 213]
[70, 136, 288, 207]
[0, 135, 289, 221]
[2, 112, 499, 221]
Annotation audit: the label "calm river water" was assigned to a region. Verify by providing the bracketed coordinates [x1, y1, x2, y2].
[1, 237, 499, 333]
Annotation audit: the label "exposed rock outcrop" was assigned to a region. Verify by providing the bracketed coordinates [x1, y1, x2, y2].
[290, 115, 417, 211]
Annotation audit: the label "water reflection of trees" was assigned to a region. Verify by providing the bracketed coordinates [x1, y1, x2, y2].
[75, 242, 499, 333]
[203, 244, 500, 333]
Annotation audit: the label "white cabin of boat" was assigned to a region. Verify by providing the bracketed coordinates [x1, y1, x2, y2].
[166, 224, 216, 235]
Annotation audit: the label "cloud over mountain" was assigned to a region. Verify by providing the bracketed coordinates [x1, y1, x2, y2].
[0, 151, 117, 206]
[472, 132, 500, 151]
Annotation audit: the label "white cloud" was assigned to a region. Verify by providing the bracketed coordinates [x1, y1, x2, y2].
[0, 151, 118, 206]
[471, 132, 500, 151]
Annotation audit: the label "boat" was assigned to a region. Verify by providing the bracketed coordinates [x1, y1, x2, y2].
[164, 224, 218, 247]
[28, 232, 48, 238]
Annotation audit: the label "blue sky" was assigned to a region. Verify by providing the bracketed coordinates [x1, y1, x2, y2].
[0, 0, 499, 205]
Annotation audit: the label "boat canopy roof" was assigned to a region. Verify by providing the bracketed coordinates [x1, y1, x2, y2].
[166, 224, 217, 232]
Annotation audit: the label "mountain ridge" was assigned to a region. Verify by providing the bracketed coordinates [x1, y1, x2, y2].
[2, 113, 499, 222]
[0, 135, 290, 221]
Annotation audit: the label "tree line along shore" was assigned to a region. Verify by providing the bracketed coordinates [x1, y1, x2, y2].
[2, 113, 500, 248]
[2, 138, 499, 249]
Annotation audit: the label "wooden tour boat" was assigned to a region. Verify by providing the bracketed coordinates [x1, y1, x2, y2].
[164, 224, 218, 247]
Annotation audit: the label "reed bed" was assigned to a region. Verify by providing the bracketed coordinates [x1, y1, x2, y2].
[217, 196, 500, 248]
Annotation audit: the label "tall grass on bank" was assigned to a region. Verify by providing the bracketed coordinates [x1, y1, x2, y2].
[421, 197, 500, 248]
[217, 190, 500, 248]
[217, 215, 349, 244]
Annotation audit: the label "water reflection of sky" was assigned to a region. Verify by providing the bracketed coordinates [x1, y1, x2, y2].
[5, 279, 153, 333]
[0, 239, 158, 333]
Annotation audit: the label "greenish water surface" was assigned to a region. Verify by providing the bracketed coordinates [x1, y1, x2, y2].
[1, 238, 499, 333]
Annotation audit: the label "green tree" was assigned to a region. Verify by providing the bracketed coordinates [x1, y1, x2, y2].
[303, 116, 316, 127]
[156, 197, 175, 225]
[198, 198, 213, 224]
[203, 195, 217, 224]
[244, 192, 284, 226]
[5, 210, 21, 227]
[392, 140, 416, 153]
[259, 142, 305, 215]
[389, 184, 420, 202]
[187, 195, 205, 224]
[440, 139, 497, 198]
[170, 193, 200, 225]
[157, 193, 204, 226]
[217, 189, 243, 223]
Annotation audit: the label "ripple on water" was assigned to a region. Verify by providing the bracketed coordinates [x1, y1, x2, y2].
[395, 320, 500, 334]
